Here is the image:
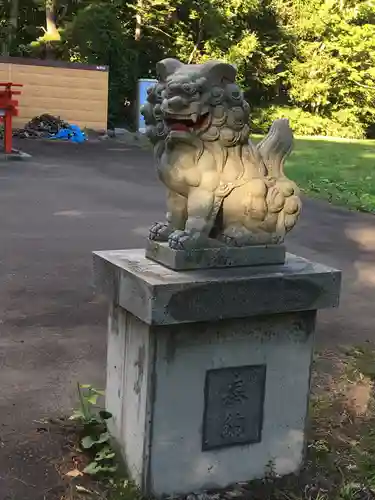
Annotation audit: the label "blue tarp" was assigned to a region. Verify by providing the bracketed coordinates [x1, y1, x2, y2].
[49, 124, 86, 143]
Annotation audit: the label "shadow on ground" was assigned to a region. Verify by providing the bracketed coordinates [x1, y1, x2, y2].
[288, 197, 375, 347]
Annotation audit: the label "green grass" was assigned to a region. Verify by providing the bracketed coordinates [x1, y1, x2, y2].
[284, 137, 375, 213]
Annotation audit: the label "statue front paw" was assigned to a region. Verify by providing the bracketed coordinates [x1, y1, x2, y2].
[149, 222, 174, 241]
[168, 230, 195, 250]
[168, 230, 225, 249]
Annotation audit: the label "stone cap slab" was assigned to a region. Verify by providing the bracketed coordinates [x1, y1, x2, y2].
[145, 240, 286, 270]
[93, 249, 341, 325]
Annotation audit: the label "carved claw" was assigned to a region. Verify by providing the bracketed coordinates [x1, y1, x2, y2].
[168, 230, 223, 249]
[149, 222, 174, 241]
[168, 230, 195, 250]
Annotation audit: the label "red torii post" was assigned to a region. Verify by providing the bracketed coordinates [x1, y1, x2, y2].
[0, 83, 23, 154]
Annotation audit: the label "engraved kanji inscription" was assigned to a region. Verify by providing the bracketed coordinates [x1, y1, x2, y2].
[221, 372, 248, 407]
[221, 412, 245, 439]
[202, 365, 266, 450]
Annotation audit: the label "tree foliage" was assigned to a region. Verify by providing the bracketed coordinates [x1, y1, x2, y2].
[276, 0, 375, 136]
[1, 0, 375, 136]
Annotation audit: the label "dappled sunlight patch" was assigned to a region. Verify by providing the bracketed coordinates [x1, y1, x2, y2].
[346, 380, 373, 417]
[345, 225, 375, 286]
[352, 261, 375, 287]
[345, 226, 375, 251]
[361, 152, 375, 160]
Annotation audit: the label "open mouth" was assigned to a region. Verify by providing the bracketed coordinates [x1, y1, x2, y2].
[165, 112, 209, 132]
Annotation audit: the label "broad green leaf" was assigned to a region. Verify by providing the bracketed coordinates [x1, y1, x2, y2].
[83, 461, 101, 475]
[97, 432, 111, 444]
[93, 389, 105, 396]
[81, 435, 96, 449]
[83, 461, 118, 475]
[87, 394, 99, 405]
[99, 410, 113, 420]
[97, 464, 118, 473]
[95, 446, 116, 461]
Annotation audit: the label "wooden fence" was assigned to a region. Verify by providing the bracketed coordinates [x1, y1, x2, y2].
[0, 57, 109, 130]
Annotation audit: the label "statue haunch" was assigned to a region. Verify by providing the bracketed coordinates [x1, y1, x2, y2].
[141, 58, 301, 250]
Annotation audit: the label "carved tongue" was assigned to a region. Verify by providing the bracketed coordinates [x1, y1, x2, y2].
[170, 122, 190, 131]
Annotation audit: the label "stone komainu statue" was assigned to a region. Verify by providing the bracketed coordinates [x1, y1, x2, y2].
[141, 58, 301, 250]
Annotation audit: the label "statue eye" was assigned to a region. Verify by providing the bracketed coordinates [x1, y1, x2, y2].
[182, 83, 197, 94]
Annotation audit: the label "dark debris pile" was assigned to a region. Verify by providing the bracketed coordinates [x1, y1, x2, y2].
[14, 114, 69, 139]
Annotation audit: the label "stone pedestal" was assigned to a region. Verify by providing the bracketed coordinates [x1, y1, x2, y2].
[93, 249, 341, 497]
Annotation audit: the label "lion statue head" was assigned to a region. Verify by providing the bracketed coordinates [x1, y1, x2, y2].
[141, 58, 251, 149]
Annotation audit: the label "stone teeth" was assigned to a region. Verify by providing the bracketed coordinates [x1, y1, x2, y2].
[191, 113, 198, 123]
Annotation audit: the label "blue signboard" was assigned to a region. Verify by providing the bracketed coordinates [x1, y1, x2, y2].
[137, 78, 157, 133]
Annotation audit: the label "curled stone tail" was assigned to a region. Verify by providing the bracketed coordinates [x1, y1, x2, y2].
[256, 119, 293, 178]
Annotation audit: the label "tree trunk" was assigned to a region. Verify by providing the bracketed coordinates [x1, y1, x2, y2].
[7, 0, 19, 54]
[2, 0, 19, 55]
[45, 0, 61, 41]
[135, 0, 143, 41]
